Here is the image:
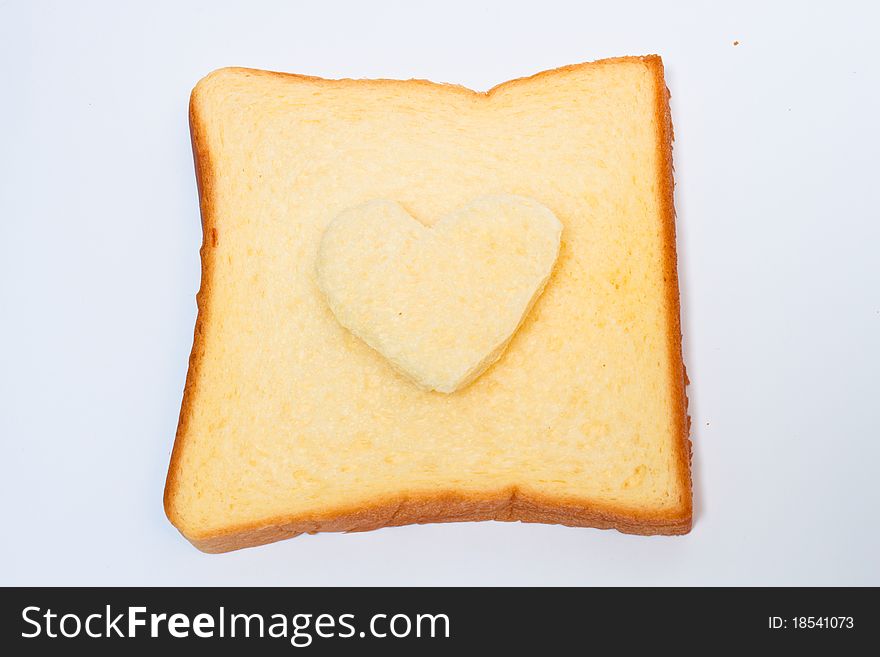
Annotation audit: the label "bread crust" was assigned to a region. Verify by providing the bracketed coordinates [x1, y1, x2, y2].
[164, 56, 692, 552]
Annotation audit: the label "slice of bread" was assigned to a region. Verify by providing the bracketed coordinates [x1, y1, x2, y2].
[165, 56, 691, 552]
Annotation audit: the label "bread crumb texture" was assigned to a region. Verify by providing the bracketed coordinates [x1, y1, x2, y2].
[316, 195, 562, 393]
[166, 56, 690, 547]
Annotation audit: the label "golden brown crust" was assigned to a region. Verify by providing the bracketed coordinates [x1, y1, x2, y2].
[165, 56, 692, 552]
[193, 489, 690, 554]
[162, 89, 217, 526]
[645, 54, 694, 532]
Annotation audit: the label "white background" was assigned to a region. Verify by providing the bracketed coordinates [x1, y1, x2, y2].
[2, 0, 878, 586]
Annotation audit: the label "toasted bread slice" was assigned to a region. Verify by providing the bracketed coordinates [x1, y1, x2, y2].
[165, 56, 691, 552]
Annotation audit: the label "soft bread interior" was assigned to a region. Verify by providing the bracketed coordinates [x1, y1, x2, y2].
[315, 195, 563, 393]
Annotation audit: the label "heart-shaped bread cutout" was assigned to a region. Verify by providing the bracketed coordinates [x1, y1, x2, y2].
[316, 195, 562, 393]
